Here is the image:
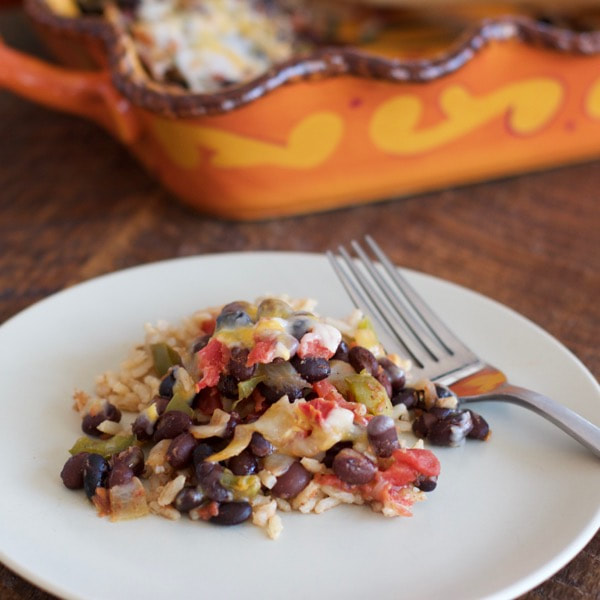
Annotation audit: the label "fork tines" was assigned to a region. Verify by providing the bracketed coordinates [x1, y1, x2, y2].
[327, 236, 480, 381]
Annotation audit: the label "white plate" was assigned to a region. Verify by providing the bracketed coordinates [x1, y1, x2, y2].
[0, 252, 598, 600]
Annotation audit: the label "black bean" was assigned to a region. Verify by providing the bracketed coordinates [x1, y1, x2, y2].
[414, 389, 429, 411]
[412, 412, 438, 438]
[348, 346, 379, 376]
[428, 407, 455, 420]
[132, 413, 155, 441]
[217, 374, 239, 399]
[174, 486, 205, 512]
[196, 462, 230, 502]
[427, 411, 473, 446]
[193, 442, 218, 467]
[223, 411, 240, 440]
[207, 436, 230, 453]
[323, 441, 353, 468]
[228, 449, 258, 476]
[210, 501, 252, 525]
[249, 432, 274, 458]
[258, 381, 303, 404]
[415, 475, 438, 492]
[367, 415, 399, 458]
[113, 446, 145, 475]
[167, 432, 197, 469]
[158, 367, 178, 398]
[195, 459, 218, 483]
[192, 334, 211, 353]
[259, 361, 308, 405]
[435, 384, 457, 400]
[215, 309, 252, 331]
[289, 316, 313, 340]
[153, 410, 192, 442]
[332, 340, 350, 362]
[60, 452, 90, 489]
[108, 462, 134, 488]
[153, 396, 170, 415]
[82, 453, 109, 499]
[228, 347, 256, 381]
[467, 410, 490, 440]
[332, 448, 376, 485]
[393, 387, 418, 409]
[291, 356, 331, 383]
[256, 298, 292, 319]
[81, 402, 121, 436]
[375, 367, 393, 399]
[271, 461, 312, 499]
[378, 357, 406, 394]
[221, 300, 252, 314]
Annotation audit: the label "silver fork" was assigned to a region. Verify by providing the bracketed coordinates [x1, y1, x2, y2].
[327, 236, 600, 458]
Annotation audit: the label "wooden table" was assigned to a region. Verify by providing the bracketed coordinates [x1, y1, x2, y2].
[1, 8, 599, 599]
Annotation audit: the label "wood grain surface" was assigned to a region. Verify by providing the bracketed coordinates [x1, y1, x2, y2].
[1, 8, 599, 600]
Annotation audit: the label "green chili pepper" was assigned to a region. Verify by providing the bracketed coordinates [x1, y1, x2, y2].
[345, 370, 393, 416]
[150, 343, 182, 377]
[220, 470, 261, 501]
[69, 433, 136, 458]
[164, 392, 194, 417]
[236, 374, 266, 401]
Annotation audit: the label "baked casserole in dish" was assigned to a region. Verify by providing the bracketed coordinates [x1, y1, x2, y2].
[2, 0, 600, 218]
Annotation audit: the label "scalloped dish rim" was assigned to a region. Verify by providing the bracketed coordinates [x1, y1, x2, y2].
[25, 0, 600, 117]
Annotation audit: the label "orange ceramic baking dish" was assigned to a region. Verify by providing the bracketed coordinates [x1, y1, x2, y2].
[2, 0, 600, 219]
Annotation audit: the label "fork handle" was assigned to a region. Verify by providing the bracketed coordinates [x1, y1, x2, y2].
[461, 383, 600, 458]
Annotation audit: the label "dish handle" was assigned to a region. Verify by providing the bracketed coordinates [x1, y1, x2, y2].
[0, 37, 140, 144]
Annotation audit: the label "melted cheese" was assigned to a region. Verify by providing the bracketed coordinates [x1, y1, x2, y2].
[214, 317, 287, 348]
[129, 0, 295, 93]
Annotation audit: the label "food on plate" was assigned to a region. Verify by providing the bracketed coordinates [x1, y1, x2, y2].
[60, 296, 489, 538]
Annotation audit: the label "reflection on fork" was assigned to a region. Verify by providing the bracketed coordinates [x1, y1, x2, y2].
[327, 236, 600, 458]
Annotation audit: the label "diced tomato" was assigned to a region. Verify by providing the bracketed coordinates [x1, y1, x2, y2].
[196, 338, 230, 391]
[317, 470, 414, 516]
[199, 317, 216, 336]
[392, 449, 440, 478]
[312, 379, 339, 400]
[381, 462, 418, 487]
[379, 450, 440, 488]
[298, 398, 337, 425]
[297, 324, 340, 359]
[246, 337, 277, 366]
[195, 501, 219, 520]
[297, 337, 334, 359]
[312, 380, 369, 426]
[315, 473, 348, 490]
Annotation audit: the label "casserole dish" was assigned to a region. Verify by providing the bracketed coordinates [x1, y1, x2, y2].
[2, 0, 600, 220]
